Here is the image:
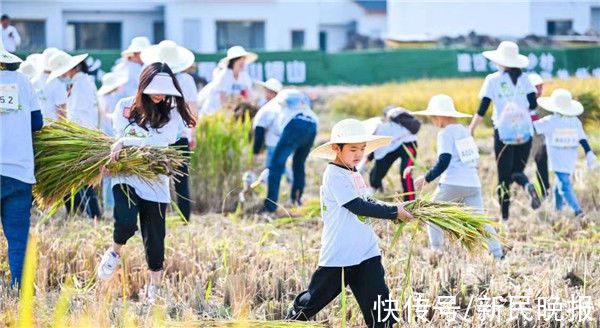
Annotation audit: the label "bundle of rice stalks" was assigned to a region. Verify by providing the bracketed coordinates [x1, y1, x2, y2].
[392, 197, 503, 252]
[33, 120, 188, 209]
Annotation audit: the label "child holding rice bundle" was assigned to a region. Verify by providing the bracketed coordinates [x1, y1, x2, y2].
[97, 62, 196, 303]
[286, 118, 412, 328]
[533, 89, 597, 217]
[405, 94, 504, 259]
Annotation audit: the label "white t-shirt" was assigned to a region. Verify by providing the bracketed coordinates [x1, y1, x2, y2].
[2, 25, 21, 52]
[0, 70, 40, 184]
[66, 72, 98, 129]
[373, 121, 418, 160]
[318, 164, 381, 267]
[533, 114, 586, 174]
[119, 61, 143, 98]
[111, 96, 183, 203]
[479, 71, 536, 127]
[252, 99, 281, 147]
[38, 73, 67, 121]
[200, 68, 252, 115]
[436, 124, 481, 188]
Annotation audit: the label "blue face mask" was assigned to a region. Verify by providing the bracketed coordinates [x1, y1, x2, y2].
[58, 76, 71, 84]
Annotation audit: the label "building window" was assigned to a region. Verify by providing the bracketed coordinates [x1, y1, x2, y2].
[11, 20, 45, 51]
[291, 30, 304, 49]
[216, 21, 264, 51]
[67, 22, 121, 50]
[153, 21, 165, 44]
[547, 20, 573, 36]
[592, 8, 600, 34]
[319, 31, 327, 52]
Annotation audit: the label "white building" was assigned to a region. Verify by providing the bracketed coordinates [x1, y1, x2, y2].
[387, 0, 600, 39]
[0, 0, 387, 53]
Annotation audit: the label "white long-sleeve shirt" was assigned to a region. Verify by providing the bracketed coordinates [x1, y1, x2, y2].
[2, 25, 21, 52]
[66, 72, 98, 129]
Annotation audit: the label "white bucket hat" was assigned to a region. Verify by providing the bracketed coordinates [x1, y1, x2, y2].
[98, 72, 129, 96]
[482, 41, 529, 68]
[528, 72, 544, 87]
[538, 89, 583, 116]
[256, 78, 283, 93]
[412, 94, 472, 118]
[0, 35, 22, 64]
[310, 119, 392, 160]
[142, 72, 182, 97]
[41, 47, 59, 71]
[47, 51, 89, 81]
[122, 36, 151, 57]
[18, 60, 39, 80]
[140, 40, 195, 74]
[218, 46, 258, 68]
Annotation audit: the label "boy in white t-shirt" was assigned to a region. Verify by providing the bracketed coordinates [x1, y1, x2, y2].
[286, 119, 412, 328]
[406, 95, 504, 260]
[533, 89, 597, 217]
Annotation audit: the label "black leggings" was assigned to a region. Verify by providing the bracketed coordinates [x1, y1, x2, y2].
[532, 135, 549, 197]
[369, 142, 417, 201]
[494, 130, 531, 220]
[64, 185, 101, 219]
[112, 184, 167, 271]
[171, 137, 191, 222]
[287, 256, 396, 328]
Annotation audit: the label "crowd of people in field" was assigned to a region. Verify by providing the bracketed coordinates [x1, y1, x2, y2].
[1, 30, 596, 326]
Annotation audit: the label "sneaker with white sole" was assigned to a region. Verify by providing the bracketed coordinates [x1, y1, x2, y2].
[145, 284, 161, 304]
[526, 183, 541, 209]
[97, 249, 120, 280]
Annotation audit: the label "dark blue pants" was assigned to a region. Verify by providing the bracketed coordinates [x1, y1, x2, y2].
[264, 117, 317, 212]
[64, 185, 101, 219]
[1, 175, 32, 287]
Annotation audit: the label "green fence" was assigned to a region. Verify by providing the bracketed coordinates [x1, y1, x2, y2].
[16, 46, 600, 86]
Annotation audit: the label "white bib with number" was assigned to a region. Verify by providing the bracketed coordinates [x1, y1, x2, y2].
[455, 136, 479, 163]
[551, 129, 578, 148]
[0, 84, 19, 112]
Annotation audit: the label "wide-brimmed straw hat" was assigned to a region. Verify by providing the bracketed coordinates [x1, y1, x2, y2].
[41, 47, 59, 71]
[142, 72, 182, 97]
[528, 72, 544, 87]
[0, 35, 22, 64]
[412, 94, 472, 118]
[47, 51, 88, 81]
[140, 40, 195, 74]
[538, 89, 583, 116]
[218, 46, 258, 68]
[122, 36, 151, 57]
[98, 72, 129, 96]
[310, 119, 392, 160]
[256, 78, 283, 93]
[482, 41, 529, 68]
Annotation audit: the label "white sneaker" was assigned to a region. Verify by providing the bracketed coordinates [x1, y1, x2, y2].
[145, 284, 161, 304]
[97, 249, 120, 280]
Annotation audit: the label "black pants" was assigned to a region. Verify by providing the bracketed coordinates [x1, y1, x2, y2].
[171, 137, 191, 222]
[113, 184, 167, 271]
[287, 256, 396, 328]
[369, 142, 417, 201]
[532, 136, 549, 197]
[64, 185, 101, 219]
[494, 130, 531, 220]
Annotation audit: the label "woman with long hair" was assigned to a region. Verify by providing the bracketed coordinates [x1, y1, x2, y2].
[96, 62, 196, 303]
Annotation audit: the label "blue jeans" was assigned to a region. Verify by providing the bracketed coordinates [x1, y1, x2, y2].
[1, 176, 32, 287]
[266, 146, 294, 184]
[554, 172, 582, 214]
[102, 177, 114, 210]
[264, 117, 317, 212]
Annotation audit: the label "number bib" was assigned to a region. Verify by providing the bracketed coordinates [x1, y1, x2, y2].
[455, 136, 479, 163]
[551, 129, 578, 148]
[0, 84, 19, 113]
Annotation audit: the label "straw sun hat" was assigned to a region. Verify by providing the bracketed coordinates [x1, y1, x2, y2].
[310, 119, 392, 160]
[256, 78, 283, 93]
[47, 51, 89, 81]
[97, 72, 129, 96]
[122, 36, 152, 57]
[141, 40, 195, 74]
[411, 94, 472, 118]
[538, 89, 583, 117]
[482, 41, 529, 68]
[218, 46, 258, 68]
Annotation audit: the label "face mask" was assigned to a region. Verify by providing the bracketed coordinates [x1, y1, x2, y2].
[59, 76, 71, 84]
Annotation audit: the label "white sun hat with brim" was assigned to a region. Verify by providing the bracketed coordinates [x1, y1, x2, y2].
[538, 89, 583, 117]
[310, 119, 393, 160]
[0, 36, 22, 64]
[47, 51, 88, 81]
[121, 36, 152, 57]
[41, 47, 60, 70]
[218, 46, 258, 68]
[140, 40, 195, 74]
[482, 41, 529, 68]
[142, 72, 182, 97]
[412, 94, 472, 118]
[18, 60, 39, 80]
[528, 72, 544, 87]
[98, 72, 129, 96]
[256, 78, 283, 93]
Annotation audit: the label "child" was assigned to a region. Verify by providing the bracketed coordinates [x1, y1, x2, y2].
[406, 94, 504, 258]
[286, 119, 412, 328]
[365, 106, 420, 200]
[534, 89, 596, 217]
